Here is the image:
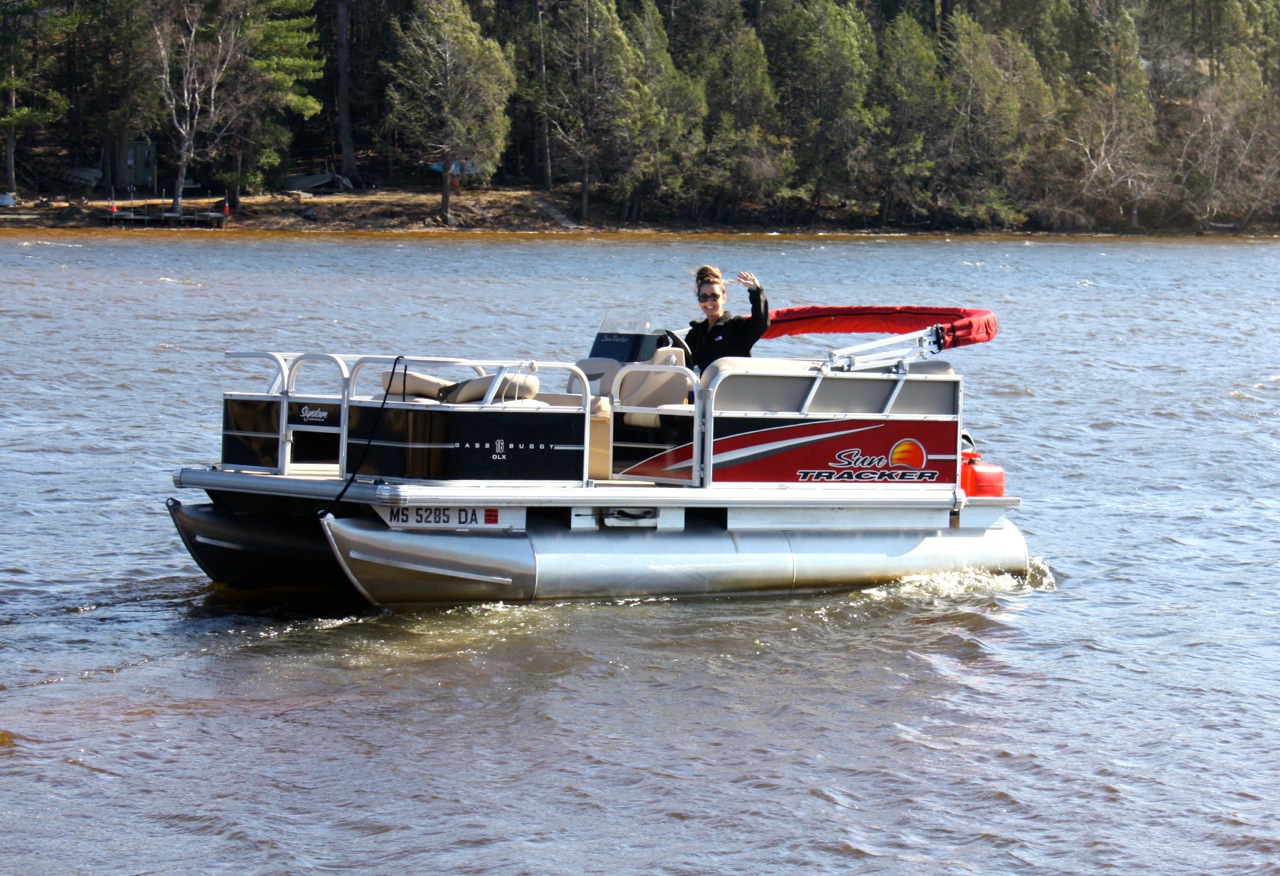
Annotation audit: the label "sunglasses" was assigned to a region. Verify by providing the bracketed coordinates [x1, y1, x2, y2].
[697, 292, 722, 302]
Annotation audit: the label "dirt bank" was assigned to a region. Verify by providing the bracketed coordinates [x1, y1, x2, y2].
[0, 187, 672, 234]
[6, 185, 1269, 237]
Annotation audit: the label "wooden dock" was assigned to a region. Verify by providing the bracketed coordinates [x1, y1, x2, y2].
[104, 207, 227, 228]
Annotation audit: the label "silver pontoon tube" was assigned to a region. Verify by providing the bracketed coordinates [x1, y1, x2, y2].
[322, 517, 1029, 608]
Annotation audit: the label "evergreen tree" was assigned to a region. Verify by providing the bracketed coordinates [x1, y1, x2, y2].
[938, 15, 1052, 227]
[768, 0, 878, 218]
[385, 0, 516, 222]
[1240, 0, 1280, 89]
[699, 23, 791, 220]
[615, 0, 704, 218]
[1, 1, 70, 193]
[543, 0, 642, 220]
[660, 0, 743, 75]
[223, 0, 323, 203]
[872, 13, 950, 225]
[1202, 0, 1249, 80]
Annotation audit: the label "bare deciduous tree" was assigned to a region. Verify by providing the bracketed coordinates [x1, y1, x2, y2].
[152, 0, 251, 209]
[1043, 12, 1161, 228]
[1165, 56, 1280, 231]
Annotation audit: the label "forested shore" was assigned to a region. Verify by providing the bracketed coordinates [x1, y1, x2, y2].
[4, 0, 1280, 233]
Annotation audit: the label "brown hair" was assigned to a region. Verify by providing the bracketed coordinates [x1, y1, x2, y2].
[695, 264, 723, 293]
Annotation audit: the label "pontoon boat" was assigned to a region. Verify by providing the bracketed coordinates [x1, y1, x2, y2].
[168, 306, 1027, 607]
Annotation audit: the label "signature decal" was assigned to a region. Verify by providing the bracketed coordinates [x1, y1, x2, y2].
[297, 405, 331, 423]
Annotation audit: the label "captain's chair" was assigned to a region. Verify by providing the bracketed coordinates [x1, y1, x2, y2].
[614, 346, 690, 408]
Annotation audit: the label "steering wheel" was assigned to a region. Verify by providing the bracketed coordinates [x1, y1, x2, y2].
[662, 329, 692, 362]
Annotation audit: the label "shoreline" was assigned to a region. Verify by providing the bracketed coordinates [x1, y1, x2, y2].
[1, 185, 1275, 238]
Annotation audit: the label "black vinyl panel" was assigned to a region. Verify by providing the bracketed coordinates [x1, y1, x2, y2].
[346, 405, 586, 480]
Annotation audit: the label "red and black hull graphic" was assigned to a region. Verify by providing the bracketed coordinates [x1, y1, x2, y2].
[620, 418, 959, 485]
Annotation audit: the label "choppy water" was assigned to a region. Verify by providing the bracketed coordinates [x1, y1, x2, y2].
[2, 229, 1278, 874]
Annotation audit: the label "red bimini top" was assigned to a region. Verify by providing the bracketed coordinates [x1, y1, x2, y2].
[762, 305, 998, 349]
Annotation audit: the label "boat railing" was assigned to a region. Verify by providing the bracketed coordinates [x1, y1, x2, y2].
[226, 350, 365, 397]
[697, 355, 962, 491]
[217, 352, 600, 482]
[227, 351, 300, 395]
[218, 352, 350, 476]
[216, 347, 963, 490]
[340, 355, 597, 485]
[343, 355, 591, 407]
[609, 362, 701, 485]
[285, 353, 354, 392]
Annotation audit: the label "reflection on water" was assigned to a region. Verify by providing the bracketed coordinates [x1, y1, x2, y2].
[2, 229, 1279, 873]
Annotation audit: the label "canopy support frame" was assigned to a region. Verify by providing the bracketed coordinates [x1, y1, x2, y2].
[826, 326, 946, 372]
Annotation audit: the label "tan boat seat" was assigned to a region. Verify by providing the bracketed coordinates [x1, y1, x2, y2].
[569, 358, 622, 395]
[380, 369, 541, 404]
[623, 403, 694, 428]
[614, 347, 690, 408]
[445, 372, 540, 403]
[381, 369, 452, 398]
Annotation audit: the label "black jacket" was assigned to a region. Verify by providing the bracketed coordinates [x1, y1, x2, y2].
[686, 286, 771, 373]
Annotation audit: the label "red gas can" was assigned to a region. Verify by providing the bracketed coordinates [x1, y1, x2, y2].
[960, 451, 1006, 497]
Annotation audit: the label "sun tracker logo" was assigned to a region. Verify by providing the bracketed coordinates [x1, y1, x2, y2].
[796, 437, 939, 482]
[889, 438, 927, 469]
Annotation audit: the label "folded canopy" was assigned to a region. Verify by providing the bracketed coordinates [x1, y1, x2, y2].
[763, 305, 998, 349]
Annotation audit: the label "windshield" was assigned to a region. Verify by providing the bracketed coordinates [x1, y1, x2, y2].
[593, 308, 658, 335]
[587, 308, 667, 363]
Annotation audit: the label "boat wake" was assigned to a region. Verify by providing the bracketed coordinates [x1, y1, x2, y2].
[863, 555, 1055, 604]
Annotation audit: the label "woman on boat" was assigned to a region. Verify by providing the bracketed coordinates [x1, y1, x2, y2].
[685, 264, 771, 373]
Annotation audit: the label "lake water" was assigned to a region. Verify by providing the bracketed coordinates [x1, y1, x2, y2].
[2, 228, 1278, 874]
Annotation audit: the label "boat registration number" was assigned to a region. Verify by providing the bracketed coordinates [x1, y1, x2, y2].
[377, 505, 525, 531]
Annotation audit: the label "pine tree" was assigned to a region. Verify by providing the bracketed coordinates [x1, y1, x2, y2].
[699, 23, 790, 220]
[767, 0, 878, 218]
[543, 0, 642, 220]
[872, 14, 950, 226]
[1, 1, 70, 194]
[225, 0, 323, 203]
[615, 0, 704, 219]
[930, 15, 1056, 227]
[385, 0, 516, 223]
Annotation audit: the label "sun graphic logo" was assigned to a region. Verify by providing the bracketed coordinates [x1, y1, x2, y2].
[889, 438, 927, 469]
